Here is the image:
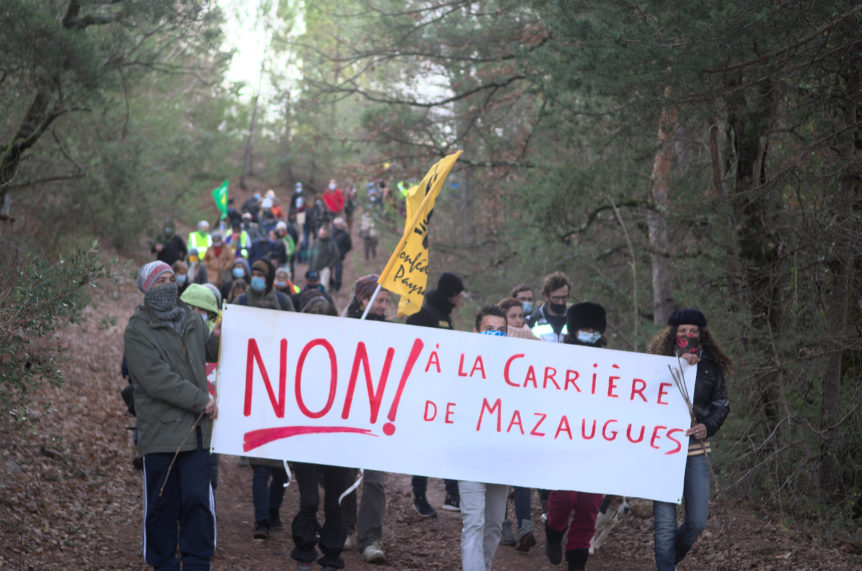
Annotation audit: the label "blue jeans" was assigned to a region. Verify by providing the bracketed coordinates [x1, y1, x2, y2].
[412, 475, 459, 498]
[513, 487, 531, 525]
[252, 465, 288, 524]
[653, 454, 710, 570]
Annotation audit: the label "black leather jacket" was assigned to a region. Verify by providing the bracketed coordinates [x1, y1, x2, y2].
[692, 352, 730, 438]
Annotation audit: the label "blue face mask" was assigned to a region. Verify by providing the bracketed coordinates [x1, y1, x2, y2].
[481, 330, 507, 337]
[175, 274, 187, 285]
[521, 301, 533, 314]
[250, 276, 266, 292]
[232, 267, 245, 279]
[577, 331, 602, 345]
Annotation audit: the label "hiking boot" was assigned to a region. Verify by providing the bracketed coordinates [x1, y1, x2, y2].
[516, 519, 536, 552]
[362, 541, 385, 563]
[500, 518, 517, 546]
[253, 520, 270, 539]
[442, 493, 460, 511]
[268, 509, 283, 529]
[413, 495, 437, 517]
[545, 522, 564, 565]
[566, 548, 589, 571]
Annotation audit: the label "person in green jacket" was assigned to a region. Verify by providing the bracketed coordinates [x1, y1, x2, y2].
[124, 261, 220, 570]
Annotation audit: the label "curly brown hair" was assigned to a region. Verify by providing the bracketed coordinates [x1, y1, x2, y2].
[647, 325, 733, 374]
[542, 272, 572, 298]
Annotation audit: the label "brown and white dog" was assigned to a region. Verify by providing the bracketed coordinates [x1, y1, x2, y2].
[589, 495, 631, 554]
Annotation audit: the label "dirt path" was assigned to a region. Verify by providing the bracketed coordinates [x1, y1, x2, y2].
[1, 203, 860, 569]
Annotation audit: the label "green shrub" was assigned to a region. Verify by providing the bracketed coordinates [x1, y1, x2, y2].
[0, 242, 104, 400]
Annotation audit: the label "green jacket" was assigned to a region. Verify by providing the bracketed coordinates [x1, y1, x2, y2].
[123, 302, 219, 456]
[309, 236, 341, 272]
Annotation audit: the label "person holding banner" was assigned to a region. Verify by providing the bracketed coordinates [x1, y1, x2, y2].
[123, 261, 220, 571]
[234, 258, 294, 539]
[458, 305, 511, 571]
[289, 296, 354, 571]
[545, 302, 609, 571]
[405, 271, 466, 515]
[344, 275, 391, 563]
[649, 308, 731, 571]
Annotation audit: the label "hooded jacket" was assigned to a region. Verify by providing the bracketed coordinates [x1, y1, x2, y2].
[405, 288, 454, 330]
[123, 302, 219, 456]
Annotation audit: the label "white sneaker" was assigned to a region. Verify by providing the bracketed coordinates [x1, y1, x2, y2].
[343, 534, 356, 551]
[362, 541, 385, 563]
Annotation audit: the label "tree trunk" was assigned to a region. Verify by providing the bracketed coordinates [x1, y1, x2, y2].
[647, 102, 677, 325]
[725, 75, 782, 423]
[240, 92, 260, 190]
[240, 57, 267, 190]
[819, 58, 860, 497]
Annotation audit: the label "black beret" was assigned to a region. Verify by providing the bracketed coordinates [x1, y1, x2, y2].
[668, 308, 707, 327]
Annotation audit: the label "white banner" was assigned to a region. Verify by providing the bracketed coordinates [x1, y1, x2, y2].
[212, 304, 696, 503]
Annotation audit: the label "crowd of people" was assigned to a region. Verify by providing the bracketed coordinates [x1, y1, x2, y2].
[127, 182, 731, 571]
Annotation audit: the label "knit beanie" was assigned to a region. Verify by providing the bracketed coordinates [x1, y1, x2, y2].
[137, 261, 173, 293]
[566, 302, 607, 333]
[437, 272, 464, 299]
[353, 274, 379, 302]
[252, 259, 272, 280]
[668, 308, 707, 328]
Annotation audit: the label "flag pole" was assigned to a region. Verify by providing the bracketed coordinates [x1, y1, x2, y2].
[360, 284, 382, 320]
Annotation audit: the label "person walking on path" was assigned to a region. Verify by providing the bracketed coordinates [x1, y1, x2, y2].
[203, 231, 233, 287]
[343, 275, 391, 563]
[188, 220, 213, 259]
[308, 225, 341, 292]
[123, 261, 219, 570]
[649, 308, 731, 571]
[545, 302, 609, 571]
[289, 296, 353, 571]
[405, 272, 465, 516]
[459, 305, 510, 571]
[151, 219, 187, 266]
[234, 258, 293, 539]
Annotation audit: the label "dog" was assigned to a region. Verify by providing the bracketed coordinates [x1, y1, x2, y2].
[589, 495, 631, 554]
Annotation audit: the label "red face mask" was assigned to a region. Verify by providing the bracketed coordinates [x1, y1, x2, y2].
[675, 333, 699, 355]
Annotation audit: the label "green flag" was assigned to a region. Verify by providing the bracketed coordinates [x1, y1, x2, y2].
[211, 179, 229, 219]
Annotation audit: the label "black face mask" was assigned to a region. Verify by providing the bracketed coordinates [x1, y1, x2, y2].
[675, 333, 700, 356]
[548, 301, 567, 315]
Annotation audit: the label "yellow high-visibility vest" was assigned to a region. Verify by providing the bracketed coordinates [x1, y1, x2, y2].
[188, 231, 213, 258]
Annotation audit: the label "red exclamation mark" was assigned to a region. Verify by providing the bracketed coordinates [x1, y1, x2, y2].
[382, 338, 424, 436]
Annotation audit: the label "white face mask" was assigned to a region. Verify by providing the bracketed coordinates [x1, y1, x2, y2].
[576, 331, 602, 345]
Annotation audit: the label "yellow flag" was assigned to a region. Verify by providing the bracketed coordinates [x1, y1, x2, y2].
[378, 151, 462, 317]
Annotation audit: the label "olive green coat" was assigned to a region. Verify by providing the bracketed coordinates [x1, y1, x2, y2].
[123, 302, 219, 456]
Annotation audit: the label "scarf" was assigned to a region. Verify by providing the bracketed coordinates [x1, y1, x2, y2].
[145, 283, 186, 333]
